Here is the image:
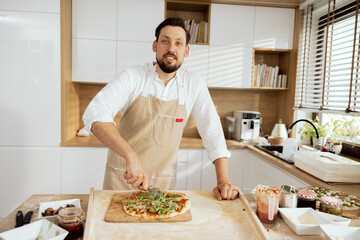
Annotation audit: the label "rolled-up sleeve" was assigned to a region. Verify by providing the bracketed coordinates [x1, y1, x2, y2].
[82, 70, 134, 135]
[191, 79, 231, 162]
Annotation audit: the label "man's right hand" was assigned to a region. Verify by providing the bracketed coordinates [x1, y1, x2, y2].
[124, 155, 149, 190]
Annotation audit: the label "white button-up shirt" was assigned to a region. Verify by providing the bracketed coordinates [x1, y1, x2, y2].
[83, 63, 231, 162]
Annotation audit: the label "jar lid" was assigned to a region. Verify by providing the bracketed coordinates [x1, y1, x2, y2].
[298, 189, 317, 199]
[57, 207, 85, 223]
[320, 196, 343, 206]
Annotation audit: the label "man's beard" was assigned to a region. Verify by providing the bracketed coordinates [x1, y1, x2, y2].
[156, 53, 182, 73]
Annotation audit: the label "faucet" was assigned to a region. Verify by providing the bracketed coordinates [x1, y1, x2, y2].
[287, 119, 321, 149]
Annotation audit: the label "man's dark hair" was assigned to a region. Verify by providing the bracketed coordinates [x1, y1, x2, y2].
[155, 17, 190, 45]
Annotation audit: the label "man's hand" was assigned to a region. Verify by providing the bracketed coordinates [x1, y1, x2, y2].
[213, 183, 239, 201]
[124, 156, 149, 190]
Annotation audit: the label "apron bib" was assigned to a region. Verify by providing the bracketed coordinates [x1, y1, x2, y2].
[103, 69, 187, 190]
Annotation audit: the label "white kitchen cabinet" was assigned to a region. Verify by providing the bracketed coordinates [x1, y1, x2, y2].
[72, 0, 117, 40]
[182, 45, 209, 83]
[243, 150, 309, 194]
[201, 149, 245, 190]
[72, 38, 117, 83]
[187, 149, 202, 190]
[117, 41, 155, 73]
[0, 0, 59, 13]
[176, 148, 202, 190]
[0, 147, 61, 218]
[210, 4, 255, 47]
[254, 7, 295, 49]
[61, 147, 108, 194]
[176, 149, 188, 190]
[208, 46, 252, 88]
[117, 0, 164, 42]
[0, 10, 61, 146]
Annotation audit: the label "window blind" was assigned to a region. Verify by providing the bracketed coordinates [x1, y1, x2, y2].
[295, 0, 360, 113]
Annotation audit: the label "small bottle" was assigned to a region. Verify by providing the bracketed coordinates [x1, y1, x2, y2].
[319, 196, 343, 216]
[57, 207, 85, 240]
[297, 189, 317, 209]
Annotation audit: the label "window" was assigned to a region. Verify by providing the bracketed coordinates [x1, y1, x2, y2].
[295, 0, 360, 113]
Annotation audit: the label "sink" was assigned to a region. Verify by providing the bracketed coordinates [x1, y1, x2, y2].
[255, 145, 294, 164]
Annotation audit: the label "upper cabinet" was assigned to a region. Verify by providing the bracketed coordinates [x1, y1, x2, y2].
[118, 0, 164, 42]
[253, 7, 295, 49]
[72, 0, 117, 40]
[208, 4, 255, 89]
[210, 4, 255, 47]
[0, 0, 60, 13]
[0, 9, 61, 146]
[72, 0, 163, 83]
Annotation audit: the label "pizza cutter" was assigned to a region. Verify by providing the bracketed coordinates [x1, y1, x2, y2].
[147, 185, 163, 198]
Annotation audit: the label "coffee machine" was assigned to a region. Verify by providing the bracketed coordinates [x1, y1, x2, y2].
[234, 111, 261, 141]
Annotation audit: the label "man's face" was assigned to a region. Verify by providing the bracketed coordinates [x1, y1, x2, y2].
[153, 25, 189, 74]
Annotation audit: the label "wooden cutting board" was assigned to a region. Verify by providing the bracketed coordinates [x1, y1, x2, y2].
[104, 192, 192, 223]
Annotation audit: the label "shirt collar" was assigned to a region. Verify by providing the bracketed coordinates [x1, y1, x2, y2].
[150, 62, 184, 87]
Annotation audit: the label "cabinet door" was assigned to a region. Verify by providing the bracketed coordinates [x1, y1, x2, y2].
[0, 147, 61, 218]
[210, 4, 255, 47]
[0, 0, 59, 13]
[72, 0, 117, 40]
[243, 151, 309, 194]
[254, 7, 295, 49]
[0, 10, 61, 146]
[61, 147, 108, 194]
[117, 41, 155, 73]
[182, 45, 209, 83]
[72, 39, 117, 83]
[117, 0, 164, 42]
[208, 46, 252, 88]
[187, 149, 202, 190]
[201, 149, 245, 190]
[176, 149, 188, 190]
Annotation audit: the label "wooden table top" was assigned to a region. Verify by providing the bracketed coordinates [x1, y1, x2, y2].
[1, 193, 359, 239]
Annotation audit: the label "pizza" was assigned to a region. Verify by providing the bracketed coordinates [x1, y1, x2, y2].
[120, 191, 191, 220]
[306, 187, 360, 210]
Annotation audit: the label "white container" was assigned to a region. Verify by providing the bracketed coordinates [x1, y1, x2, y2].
[320, 225, 360, 240]
[0, 219, 68, 240]
[278, 208, 350, 236]
[282, 138, 298, 160]
[292, 151, 360, 183]
[37, 199, 81, 220]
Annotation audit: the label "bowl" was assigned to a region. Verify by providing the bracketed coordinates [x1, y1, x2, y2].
[0, 219, 68, 240]
[37, 199, 81, 220]
[268, 136, 284, 146]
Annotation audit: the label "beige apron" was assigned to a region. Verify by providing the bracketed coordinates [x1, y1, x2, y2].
[103, 68, 187, 190]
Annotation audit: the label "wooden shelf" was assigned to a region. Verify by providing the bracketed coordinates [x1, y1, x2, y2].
[165, 0, 210, 45]
[251, 48, 291, 89]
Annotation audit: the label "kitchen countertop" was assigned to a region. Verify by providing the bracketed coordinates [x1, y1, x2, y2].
[1, 193, 359, 239]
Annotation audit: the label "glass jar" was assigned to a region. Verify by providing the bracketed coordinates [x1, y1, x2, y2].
[319, 196, 343, 216]
[57, 207, 85, 240]
[297, 189, 317, 210]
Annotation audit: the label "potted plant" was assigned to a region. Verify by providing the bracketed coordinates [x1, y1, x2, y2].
[327, 117, 360, 154]
[297, 116, 330, 148]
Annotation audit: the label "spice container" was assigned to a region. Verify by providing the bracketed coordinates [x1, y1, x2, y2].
[279, 185, 298, 208]
[319, 196, 343, 216]
[57, 207, 85, 240]
[297, 189, 317, 210]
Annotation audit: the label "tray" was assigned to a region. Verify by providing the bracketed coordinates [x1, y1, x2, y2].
[84, 189, 270, 240]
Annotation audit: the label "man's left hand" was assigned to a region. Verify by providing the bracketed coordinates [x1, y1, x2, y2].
[213, 183, 239, 200]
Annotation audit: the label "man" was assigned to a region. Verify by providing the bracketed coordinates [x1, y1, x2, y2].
[83, 17, 239, 200]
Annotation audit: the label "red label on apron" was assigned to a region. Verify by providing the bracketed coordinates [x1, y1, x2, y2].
[175, 118, 183, 122]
